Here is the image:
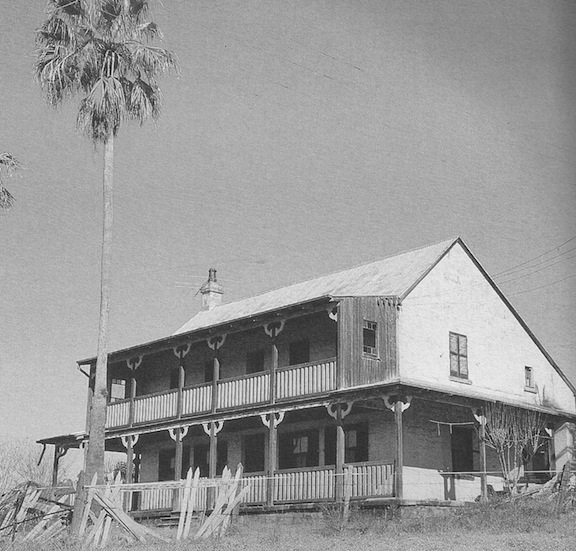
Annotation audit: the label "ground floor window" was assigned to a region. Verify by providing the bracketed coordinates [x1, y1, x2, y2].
[243, 433, 266, 473]
[158, 445, 190, 481]
[278, 430, 319, 469]
[451, 426, 475, 472]
[193, 440, 228, 477]
[324, 424, 369, 465]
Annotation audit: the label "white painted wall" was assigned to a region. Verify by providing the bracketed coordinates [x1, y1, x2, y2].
[398, 243, 576, 414]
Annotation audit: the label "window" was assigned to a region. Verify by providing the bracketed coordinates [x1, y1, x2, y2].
[193, 440, 228, 477]
[110, 379, 126, 402]
[158, 445, 191, 481]
[279, 430, 319, 469]
[289, 340, 310, 366]
[246, 349, 265, 374]
[525, 366, 535, 390]
[170, 367, 181, 390]
[325, 424, 369, 465]
[243, 433, 266, 473]
[204, 360, 214, 383]
[451, 426, 475, 472]
[363, 321, 377, 355]
[449, 332, 468, 379]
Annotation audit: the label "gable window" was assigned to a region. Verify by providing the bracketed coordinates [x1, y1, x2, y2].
[246, 349, 265, 374]
[525, 366, 535, 391]
[110, 379, 126, 402]
[289, 340, 310, 366]
[363, 321, 377, 356]
[449, 332, 468, 379]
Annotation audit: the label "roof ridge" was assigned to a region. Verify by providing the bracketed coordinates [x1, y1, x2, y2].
[176, 236, 459, 331]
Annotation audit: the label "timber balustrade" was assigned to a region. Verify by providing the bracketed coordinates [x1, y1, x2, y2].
[134, 461, 394, 511]
[105, 399, 130, 428]
[133, 389, 178, 424]
[217, 372, 270, 409]
[182, 383, 212, 415]
[276, 358, 337, 400]
[106, 358, 337, 429]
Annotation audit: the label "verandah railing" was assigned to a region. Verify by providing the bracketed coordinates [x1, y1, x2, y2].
[106, 358, 337, 429]
[135, 461, 394, 511]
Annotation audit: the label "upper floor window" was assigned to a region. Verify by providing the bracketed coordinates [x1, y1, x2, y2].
[246, 349, 265, 374]
[170, 367, 181, 390]
[363, 320, 377, 356]
[525, 366, 535, 390]
[289, 339, 310, 365]
[110, 378, 126, 402]
[204, 359, 214, 383]
[449, 332, 468, 379]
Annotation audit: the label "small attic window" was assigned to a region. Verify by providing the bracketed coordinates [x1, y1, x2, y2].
[363, 320, 377, 356]
[525, 366, 536, 391]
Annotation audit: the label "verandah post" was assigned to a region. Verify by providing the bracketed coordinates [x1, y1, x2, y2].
[335, 405, 345, 501]
[394, 400, 404, 500]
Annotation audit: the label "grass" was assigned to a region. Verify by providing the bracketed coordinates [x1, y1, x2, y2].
[3, 498, 576, 551]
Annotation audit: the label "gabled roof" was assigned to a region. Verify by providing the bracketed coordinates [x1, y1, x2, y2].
[174, 237, 457, 335]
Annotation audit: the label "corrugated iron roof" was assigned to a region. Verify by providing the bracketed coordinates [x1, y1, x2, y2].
[174, 237, 458, 335]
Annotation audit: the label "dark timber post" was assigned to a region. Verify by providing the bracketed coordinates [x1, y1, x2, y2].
[383, 395, 411, 500]
[52, 446, 68, 487]
[477, 413, 488, 503]
[326, 402, 353, 502]
[261, 411, 284, 507]
[127, 356, 142, 428]
[394, 400, 404, 500]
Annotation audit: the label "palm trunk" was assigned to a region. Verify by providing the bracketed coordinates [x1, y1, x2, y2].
[86, 134, 114, 484]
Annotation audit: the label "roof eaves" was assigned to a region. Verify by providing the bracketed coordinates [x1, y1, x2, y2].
[77, 295, 335, 366]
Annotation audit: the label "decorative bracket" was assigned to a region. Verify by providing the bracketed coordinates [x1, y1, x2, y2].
[260, 411, 285, 428]
[326, 401, 353, 420]
[264, 320, 285, 338]
[173, 343, 191, 359]
[328, 306, 338, 322]
[55, 445, 69, 461]
[121, 434, 140, 449]
[202, 421, 224, 436]
[382, 394, 412, 412]
[168, 426, 189, 441]
[544, 427, 553, 437]
[473, 411, 486, 425]
[127, 356, 143, 371]
[207, 334, 226, 351]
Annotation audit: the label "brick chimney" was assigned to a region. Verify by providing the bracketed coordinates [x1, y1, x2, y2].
[200, 268, 223, 311]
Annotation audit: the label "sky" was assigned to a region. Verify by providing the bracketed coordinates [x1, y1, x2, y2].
[1, 0, 575, 443]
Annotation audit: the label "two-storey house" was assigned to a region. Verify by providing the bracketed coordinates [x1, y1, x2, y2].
[39, 237, 576, 512]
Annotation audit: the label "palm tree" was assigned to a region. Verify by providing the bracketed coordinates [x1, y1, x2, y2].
[0, 152, 22, 209]
[35, 0, 177, 484]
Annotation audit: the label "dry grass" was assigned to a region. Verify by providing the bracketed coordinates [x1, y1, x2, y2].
[4, 499, 576, 551]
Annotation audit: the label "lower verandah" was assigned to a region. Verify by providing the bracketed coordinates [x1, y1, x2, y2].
[116, 399, 513, 511]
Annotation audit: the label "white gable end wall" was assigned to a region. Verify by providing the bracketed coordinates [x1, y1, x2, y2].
[397, 243, 576, 415]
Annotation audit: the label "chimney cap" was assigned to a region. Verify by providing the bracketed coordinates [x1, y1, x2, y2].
[200, 268, 223, 310]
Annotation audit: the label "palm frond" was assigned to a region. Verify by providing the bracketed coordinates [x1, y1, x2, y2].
[0, 153, 22, 210]
[37, 0, 178, 143]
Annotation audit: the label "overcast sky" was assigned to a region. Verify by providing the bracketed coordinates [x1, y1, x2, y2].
[1, 0, 575, 442]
